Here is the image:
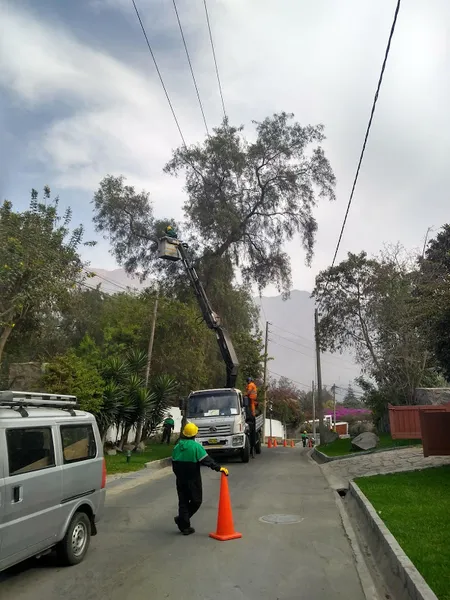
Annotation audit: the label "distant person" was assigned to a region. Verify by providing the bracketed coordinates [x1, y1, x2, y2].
[301, 431, 308, 447]
[161, 414, 175, 444]
[172, 422, 229, 536]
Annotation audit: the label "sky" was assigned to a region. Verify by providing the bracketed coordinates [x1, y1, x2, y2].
[1, 0, 450, 295]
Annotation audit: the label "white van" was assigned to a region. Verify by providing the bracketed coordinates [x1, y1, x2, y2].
[0, 391, 106, 572]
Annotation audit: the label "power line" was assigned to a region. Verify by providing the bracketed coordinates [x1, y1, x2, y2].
[172, 0, 209, 136]
[329, 0, 401, 269]
[131, 0, 187, 147]
[268, 369, 311, 389]
[269, 329, 357, 367]
[203, 0, 226, 119]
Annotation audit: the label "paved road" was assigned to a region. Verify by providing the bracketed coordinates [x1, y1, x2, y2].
[1, 448, 365, 600]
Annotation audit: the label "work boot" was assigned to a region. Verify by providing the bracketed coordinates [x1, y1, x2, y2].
[182, 527, 195, 536]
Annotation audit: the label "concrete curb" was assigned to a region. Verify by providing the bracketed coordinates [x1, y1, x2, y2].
[333, 491, 380, 600]
[348, 482, 438, 600]
[145, 456, 172, 470]
[313, 444, 421, 464]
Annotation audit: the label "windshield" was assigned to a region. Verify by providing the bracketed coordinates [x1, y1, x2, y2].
[187, 391, 240, 418]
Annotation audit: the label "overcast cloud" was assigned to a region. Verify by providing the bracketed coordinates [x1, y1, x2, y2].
[1, 0, 449, 292]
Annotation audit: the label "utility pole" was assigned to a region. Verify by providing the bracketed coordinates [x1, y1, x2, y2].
[312, 380, 316, 442]
[145, 289, 159, 386]
[262, 320, 270, 442]
[314, 308, 324, 443]
[331, 383, 336, 430]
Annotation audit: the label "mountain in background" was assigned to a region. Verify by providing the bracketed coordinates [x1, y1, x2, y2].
[90, 269, 361, 398]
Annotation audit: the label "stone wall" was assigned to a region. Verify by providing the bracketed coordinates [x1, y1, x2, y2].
[414, 387, 450, 405]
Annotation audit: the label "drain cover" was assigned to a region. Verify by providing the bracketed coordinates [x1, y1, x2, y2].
[259, 514, 303, 525]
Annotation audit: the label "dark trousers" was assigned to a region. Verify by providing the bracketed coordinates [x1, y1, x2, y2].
[176, 476, 203, 530]
[302, 438, 307, 447]
[161, 427, 172, 444]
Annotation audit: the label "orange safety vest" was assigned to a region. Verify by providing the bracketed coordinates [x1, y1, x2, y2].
[246, 381, 257, 400]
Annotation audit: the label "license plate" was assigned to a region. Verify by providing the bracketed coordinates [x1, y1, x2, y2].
[208, 438, 218, 444]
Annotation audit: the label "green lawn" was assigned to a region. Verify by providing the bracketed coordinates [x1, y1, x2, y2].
[105, 443, 174, 474]
[317, 433, 421, 457]
[356, 466, 450, 600]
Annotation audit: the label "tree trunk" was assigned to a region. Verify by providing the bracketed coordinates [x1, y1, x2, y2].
[134, 420, 144, 447]
[0, 326, 13, 367]
[119, 425, 132, 450]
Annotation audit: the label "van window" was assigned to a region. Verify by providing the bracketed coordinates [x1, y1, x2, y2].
[6, 427, 55, 476]
[61, 425, 97, 463]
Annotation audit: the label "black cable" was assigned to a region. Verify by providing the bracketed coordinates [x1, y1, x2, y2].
[172, 0, 209, 136]
[267, 369, 311, 389]
[203, 0, 226, 119]
[329, 0, 401, 269]
[131, 0, 187, 147]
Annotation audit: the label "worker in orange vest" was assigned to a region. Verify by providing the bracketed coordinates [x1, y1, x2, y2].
[246, 377, 258, 416]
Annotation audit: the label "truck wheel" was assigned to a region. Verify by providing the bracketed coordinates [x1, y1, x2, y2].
[57, 511, 91, 566]
[241, 437, 250, 463]
[255, 435, 262, 455]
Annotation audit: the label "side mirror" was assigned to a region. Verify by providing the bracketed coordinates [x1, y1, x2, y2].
[242, 396, 249, 408]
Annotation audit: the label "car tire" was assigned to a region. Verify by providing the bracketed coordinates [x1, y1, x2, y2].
[241, 437, 250, 463]
[57, 511, 91, 566]
[255, 435, 262, 455]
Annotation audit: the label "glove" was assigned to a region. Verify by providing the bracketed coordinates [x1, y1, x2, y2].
[219, 467, 229, 476]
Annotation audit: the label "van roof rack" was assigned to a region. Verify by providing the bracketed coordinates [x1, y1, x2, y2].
[0, 391, 78, 417]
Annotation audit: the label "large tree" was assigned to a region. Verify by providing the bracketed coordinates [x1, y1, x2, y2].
[93, 112, 335, 295]
[313, 249, 437, 407]
[0, 188, 88, 365]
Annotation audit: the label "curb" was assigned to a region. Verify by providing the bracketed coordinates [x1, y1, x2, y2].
[313, 444, 421, 463]
[348, 482, 438, 600]
[145, 457, 172, 470]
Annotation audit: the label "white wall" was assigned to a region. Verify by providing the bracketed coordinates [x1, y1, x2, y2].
[264, 418, 284, 439]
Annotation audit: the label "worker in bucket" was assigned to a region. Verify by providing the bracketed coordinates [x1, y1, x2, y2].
[172, 422, 229, 536]
[165, 225, 177, 238]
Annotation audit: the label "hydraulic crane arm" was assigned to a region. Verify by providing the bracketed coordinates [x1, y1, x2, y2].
[158, 236, 239, 388]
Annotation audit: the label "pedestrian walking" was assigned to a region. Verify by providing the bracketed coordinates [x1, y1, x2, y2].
[161, 414, 175, 444]
[172, 422, 228, 536]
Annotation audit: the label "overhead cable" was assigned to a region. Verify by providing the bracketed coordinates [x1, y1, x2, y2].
[329, 0, 402, 269]
[203, 0, 226, 119]
[172, 0, 210, 136]
[131, 0, 187, 146]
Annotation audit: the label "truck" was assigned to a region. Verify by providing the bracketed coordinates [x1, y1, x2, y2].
[158, 234, 263, 462]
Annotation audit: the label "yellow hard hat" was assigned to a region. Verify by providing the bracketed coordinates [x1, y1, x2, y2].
[183, 422, 198, 438]
[167, 225, 172, 230]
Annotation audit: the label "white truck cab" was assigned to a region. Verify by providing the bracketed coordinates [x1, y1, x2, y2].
[186, 388, 263, 463]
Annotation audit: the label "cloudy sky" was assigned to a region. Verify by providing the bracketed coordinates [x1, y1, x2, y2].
[1, 0, 449, 295]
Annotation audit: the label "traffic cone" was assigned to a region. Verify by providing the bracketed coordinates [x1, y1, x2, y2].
[283, 439, 287, 447]
[273, 439, 278, 448]
[209, 473, 242, 542]
[291, 440, 295, 448]
[268, 437, 272, 448]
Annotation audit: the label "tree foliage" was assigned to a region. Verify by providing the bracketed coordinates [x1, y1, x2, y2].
[0, 188, 89, 365]
[93, 113, 335, 295]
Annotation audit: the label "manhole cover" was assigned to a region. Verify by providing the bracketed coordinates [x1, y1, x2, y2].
[259, 514, 304, 525]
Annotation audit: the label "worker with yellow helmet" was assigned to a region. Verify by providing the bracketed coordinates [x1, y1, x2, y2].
[172, 422, 229, 536]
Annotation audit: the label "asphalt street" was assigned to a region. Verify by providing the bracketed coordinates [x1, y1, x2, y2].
[0, 447, 365, 600]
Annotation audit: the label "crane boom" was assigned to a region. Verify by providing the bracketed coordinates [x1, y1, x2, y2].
[158, 236, 239, 388]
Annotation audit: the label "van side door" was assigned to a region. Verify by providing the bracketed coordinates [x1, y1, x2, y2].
[1, 424, 63, 568]
[0, 429, 5, 562]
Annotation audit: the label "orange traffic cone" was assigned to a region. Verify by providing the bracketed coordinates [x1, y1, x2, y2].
[273, 439, 278, 448]
[283, 439, 287, 447]
[209, 473, 242, 542]
[268, 437, 272, 448]
[291, 440, 295, 448]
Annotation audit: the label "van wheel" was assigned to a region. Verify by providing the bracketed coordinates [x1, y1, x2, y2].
[58, 512, 91, 566]
[255, 436, 262, 454]
[241, 437, 250, 463]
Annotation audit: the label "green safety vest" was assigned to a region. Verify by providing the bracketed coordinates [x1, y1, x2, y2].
[164, 418, 174, 428]
[172, 438, 207, 463]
